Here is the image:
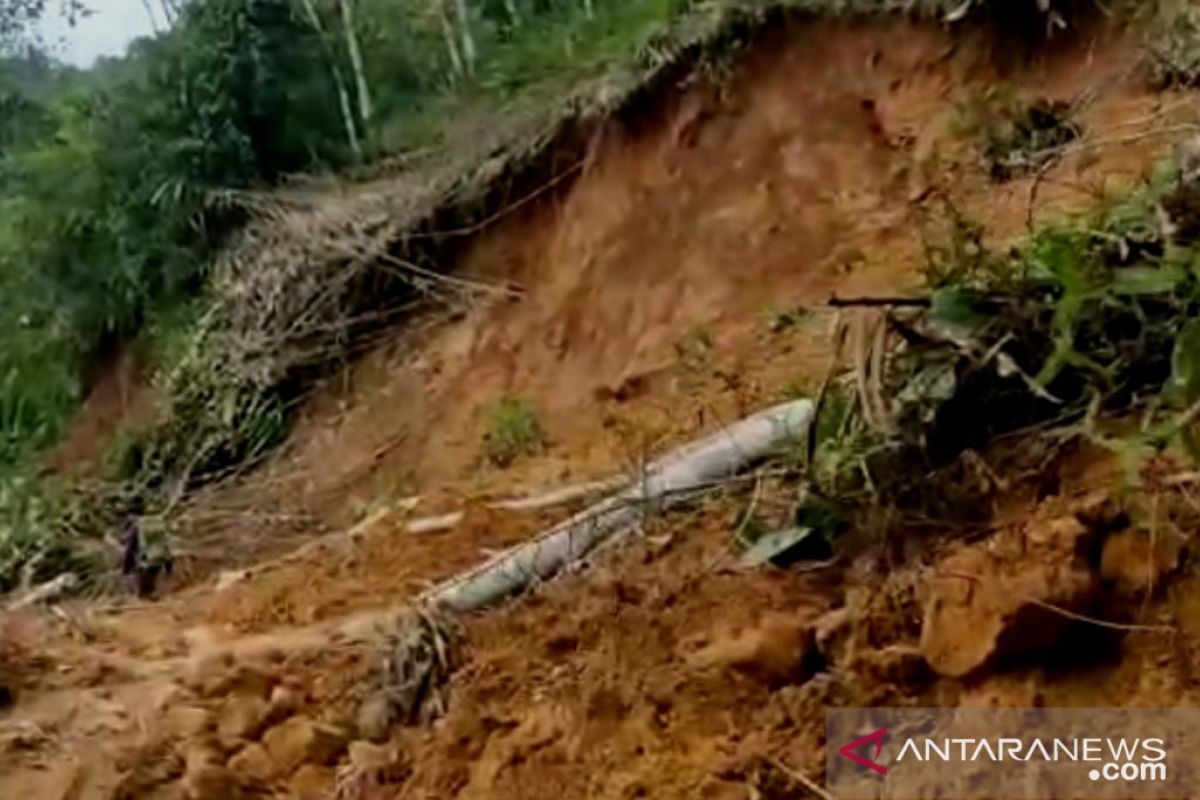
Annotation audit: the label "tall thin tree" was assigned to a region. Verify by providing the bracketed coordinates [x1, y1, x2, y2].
[449, 0, 475, 76]
[338, 0, 372, 124]
[294, 0, 362, 159]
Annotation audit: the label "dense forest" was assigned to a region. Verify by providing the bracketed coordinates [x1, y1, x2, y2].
[0, 0, 690, 586]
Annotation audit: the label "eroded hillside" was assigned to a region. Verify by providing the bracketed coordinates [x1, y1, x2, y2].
[3, 7, 1200, 800]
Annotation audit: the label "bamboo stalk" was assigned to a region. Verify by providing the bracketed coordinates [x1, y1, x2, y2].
[422, 400, 814, 612]
[451, 0, 477, 76]
[339, 0, 374, 124]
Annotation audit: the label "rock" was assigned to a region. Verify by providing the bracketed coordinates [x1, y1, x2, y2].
[691, 614, 817, 687]
[262, 716, 348, 772]
[920, 513, 1099, 678]
[289, 764, 334, 800]
[267, 685, 299, 721]
[217, 696, 271, 749]
[1100, 529, 1180, 597]
[228, 742, 275, 785]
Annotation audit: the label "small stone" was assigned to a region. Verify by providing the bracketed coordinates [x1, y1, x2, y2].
[267, 685, 299, 721]
[262, 716, 348, 772]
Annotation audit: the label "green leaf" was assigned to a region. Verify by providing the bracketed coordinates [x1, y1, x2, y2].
[738, 527, 828, 569]
[895, 361, 958, 425]
[930, 285, 988, 332]
[1108, 265, 1186, 296]
[1169, 317, 1200, 406]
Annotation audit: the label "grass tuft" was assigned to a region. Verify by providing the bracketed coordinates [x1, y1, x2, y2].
[483, 395, 547, 467]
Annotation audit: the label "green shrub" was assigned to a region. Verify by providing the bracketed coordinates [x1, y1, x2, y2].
[483, 395, 546, 467]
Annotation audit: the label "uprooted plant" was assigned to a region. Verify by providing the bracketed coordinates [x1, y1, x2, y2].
[790, 155, 1200, 553]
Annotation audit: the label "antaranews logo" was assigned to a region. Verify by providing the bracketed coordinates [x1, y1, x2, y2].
[838, 727, 889, 777]
[826, 709, 1194, 800]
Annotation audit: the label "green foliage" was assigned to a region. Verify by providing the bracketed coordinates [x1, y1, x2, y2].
[367, 0, 694, 154]
[1147, 0, 1200, 88]
[0, 473, 98, 592]
[0, 0, 343, 462]
[483, 395, 546, 467]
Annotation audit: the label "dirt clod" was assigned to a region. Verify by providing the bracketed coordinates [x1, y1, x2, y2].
[852, 644, 931, 689]
[216, 696, 271, 749]
[1100, 529, 1180, 598]
[812, 606, 855, 665]
[261, 716, 348, 772]
[163, 705, 213, 740]
[289, 764, 334, 800]
[181, 744, 239, 800]
[227, 742, 275, 785]
[691, 614, 817, 687]
[920, 511, 1099, 677]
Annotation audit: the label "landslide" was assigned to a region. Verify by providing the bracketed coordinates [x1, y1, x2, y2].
[4, 7, 1200, 800]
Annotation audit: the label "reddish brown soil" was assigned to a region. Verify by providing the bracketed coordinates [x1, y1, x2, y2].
[46, 345, 159, 476]
[4, 16, 1199, 800]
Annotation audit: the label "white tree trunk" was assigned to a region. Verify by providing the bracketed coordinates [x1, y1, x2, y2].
[503, 0, 521, 27]
[333, 69, 364, 160]
[424, 400, 814, 612]
[295, 0, 362, 159]
[438, 0, 465, 79]
[338, 0, 373, 125]
[450, 0, 477, 77]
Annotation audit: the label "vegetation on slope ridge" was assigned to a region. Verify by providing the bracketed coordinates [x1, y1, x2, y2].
[0, 0, 1186, 592]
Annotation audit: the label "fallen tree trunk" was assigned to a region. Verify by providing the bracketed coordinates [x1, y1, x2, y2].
[423, 399, 814, 612]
